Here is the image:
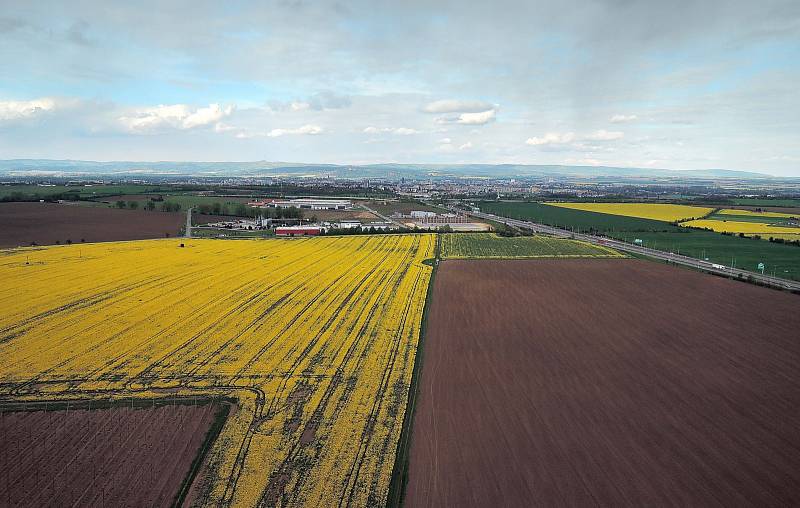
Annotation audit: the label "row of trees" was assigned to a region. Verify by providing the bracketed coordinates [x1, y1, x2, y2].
[195, 202, 305, 219]
[115, 200, 181, 212]
[2, 191, 83, 202]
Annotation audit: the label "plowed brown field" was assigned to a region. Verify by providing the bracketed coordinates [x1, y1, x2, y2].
[0, 401, 224, 507]
[0, 202, 185, 247]
[406, 259, 800, 507]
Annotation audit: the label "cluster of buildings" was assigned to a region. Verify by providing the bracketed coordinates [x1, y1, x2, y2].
[248, 198, 352, 210]
[393, 210, 488, 232]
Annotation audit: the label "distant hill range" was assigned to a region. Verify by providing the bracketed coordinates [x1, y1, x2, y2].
[0, 159, 785, 180]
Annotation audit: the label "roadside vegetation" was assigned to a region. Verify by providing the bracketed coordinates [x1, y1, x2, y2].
[479, 201, 800, 280]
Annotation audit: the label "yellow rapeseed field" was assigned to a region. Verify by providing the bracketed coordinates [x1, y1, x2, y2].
[680, 219, 800, 235]
[717, 208, 799, 218]
[0, 235, 435, 507]
[546, 202, 713, 222]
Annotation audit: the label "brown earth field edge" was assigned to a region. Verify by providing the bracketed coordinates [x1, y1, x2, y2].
[405, 258, 800, 507]
[0, 202, 186, 247]
[0, 401, 225, 507]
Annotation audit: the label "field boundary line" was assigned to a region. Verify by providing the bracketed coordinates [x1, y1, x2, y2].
[385, 234, 439, 508]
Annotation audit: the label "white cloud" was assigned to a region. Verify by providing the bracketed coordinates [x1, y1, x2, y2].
[457, 109, 496, 125]
[362, 126, 419, 135]
[214, 122, 237, 133]
[0, 98, 57, 121]
[422, 99, 494, 114]
[267, 124, 323, 137]
[439, 137, 452, 144]
[436, 109, 497, 126]
[525, 132, 576, 146]
[290, 101, 311, 111]
[585, 129, 624, 141]
[119, 103, 233, 132]
[610, 114, 638, 123]
[526, 130, 623, 148]
[183, 104, 234, 129]
[459, 141, 473, 150]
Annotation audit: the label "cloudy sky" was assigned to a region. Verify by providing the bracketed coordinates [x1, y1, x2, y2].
[1, 0, 799, 175]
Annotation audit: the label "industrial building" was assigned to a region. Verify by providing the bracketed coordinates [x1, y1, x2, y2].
[249, 198, 352, 210]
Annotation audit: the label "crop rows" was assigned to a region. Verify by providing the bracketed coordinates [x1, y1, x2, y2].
[0, 402, 220, 507]
[441, 233, 623, 259]
[0, 234, 435, 506]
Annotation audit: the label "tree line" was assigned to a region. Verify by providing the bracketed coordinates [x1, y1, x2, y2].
[194, 202, 305, 219]
[115, 200, 181, 212]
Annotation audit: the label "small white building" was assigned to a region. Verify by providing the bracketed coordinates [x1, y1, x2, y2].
[410, 210, 437, 218]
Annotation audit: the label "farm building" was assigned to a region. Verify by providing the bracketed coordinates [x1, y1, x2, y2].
[275, 226, 323, 236]
[250, 198, 352, 210]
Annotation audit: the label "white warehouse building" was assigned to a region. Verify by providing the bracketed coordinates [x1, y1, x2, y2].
[250, 198, 352, 210]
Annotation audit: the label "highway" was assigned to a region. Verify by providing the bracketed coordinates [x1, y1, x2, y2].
[467, 210, 800, 293]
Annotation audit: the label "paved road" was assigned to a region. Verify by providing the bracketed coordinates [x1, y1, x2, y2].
[468, 210, 800, 292]
[185, 207, 192, 238]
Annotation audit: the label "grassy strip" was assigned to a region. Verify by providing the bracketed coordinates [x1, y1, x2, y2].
[173, 400, 233, 507]
[385, 234, 441, 508]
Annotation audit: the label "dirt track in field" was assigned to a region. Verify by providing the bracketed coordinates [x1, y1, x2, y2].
[406, 259, 800, 507]
[0, 402, 221, 507]
[0, 202, 185, 247]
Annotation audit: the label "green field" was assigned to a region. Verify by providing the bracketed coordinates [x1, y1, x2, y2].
[704, 211, 799, 225]
[0, 184, 169, 201]
[141, 195, 251, 209]
[731, 198, 800, 207]
[480, 201, 800, 280]
[190, 227, 275, 238]
[608, 229, 800, 279]
[441, 233, 624, 259]
[478, 201, 673, 232]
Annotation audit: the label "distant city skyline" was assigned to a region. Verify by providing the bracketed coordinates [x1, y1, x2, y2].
[1, 1, 799, 176]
